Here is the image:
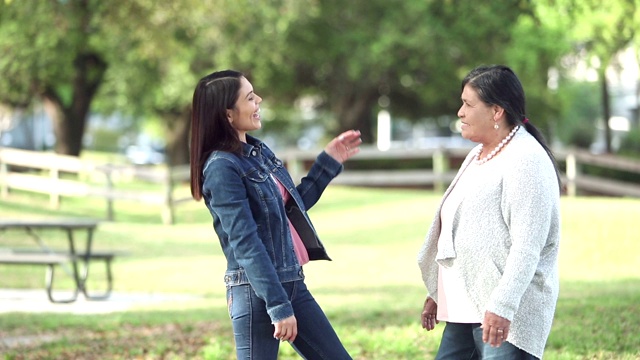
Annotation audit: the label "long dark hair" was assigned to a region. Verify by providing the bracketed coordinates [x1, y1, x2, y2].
[190, 70, 244, 200]
[462, 65, 561, 190]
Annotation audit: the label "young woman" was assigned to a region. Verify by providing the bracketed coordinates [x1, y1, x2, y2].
[190, 69, 359, 359]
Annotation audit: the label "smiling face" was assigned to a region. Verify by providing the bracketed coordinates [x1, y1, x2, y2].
[457, 84, 498, 144]
[227, 76, 262, 142]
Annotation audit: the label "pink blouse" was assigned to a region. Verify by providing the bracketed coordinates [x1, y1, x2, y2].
[271, 175, 310, 266]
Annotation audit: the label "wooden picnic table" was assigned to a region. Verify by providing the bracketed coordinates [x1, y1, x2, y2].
[0, 218, 116, 303]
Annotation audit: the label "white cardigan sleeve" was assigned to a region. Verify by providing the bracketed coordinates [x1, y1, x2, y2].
[486, 144, 559, 320]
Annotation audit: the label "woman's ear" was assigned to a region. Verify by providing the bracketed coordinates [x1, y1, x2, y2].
[493, 105, 505, 120]
[226, 109, 234, 123]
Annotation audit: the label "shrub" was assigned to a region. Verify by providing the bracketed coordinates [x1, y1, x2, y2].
[618, 128, 640, 159]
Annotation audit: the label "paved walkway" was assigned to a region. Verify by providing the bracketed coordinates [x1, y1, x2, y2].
[0, 289, 203, 314]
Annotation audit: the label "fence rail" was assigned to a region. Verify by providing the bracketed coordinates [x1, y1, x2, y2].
[281, 147, 471, 192]
[559, 149, 640, 197]
[1, 146, 639, 224]
[0, 148, 191, 224]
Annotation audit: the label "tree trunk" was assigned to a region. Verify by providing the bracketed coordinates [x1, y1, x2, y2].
[44, 53, 107, 156]
[330, 88, 378, 143]
[163, 106, 191, 166]
[599, 67, 612, 154]
[44, 95, 86, 156]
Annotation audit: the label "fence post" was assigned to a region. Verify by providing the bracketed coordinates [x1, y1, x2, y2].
[433, 148, 448, 193]
[0, 159, 7, 199]
[161, 166, 175, 225]
[566, 152, 578, 197]
[50, 162, 60, 209]
[285, 150, 302, 183]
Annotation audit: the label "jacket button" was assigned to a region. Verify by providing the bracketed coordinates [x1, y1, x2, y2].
[251, 151, 257, 156]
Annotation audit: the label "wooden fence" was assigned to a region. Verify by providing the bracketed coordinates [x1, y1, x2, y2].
[0, 148, 191, 224]
[281, 146, 470, 193]
[559, 149, 640, 197]
[1, 146, 639, 224]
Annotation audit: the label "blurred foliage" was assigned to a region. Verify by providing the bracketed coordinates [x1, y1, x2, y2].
[0, 0, 639, 159]
[555, 81, 600, 148]
[538, 0, 638, 152]
[619, 128, 640, 158]
[89, 128, 122, 152]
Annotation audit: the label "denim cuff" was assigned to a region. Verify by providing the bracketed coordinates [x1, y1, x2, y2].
[268, 301, 294, 323]
[317, 151, 344, 176]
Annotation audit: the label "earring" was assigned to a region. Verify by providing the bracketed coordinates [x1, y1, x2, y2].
[494, 123, 499, 130]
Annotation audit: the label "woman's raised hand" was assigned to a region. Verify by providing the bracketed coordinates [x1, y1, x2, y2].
[325, 129, 362, 164]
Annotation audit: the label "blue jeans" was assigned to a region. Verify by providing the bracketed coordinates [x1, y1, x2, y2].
[227, 280, 352, 360]
[435, 322, 539, 360]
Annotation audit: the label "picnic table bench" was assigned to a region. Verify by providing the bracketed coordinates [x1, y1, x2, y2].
[0, 218, 118, 303]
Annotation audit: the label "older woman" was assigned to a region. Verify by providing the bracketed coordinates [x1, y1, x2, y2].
[417, 65, 561, 360]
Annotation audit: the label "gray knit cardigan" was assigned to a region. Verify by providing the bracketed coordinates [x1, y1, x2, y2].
[417, 127, 560, 358]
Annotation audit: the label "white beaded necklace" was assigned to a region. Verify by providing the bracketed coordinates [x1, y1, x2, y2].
[474, 125, 519, 165]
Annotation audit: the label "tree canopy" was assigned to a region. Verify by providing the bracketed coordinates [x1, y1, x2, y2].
[1, 0, 638, 160]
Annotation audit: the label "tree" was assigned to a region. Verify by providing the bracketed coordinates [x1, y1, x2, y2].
[505, 2, 574, 139]
[0, 0, 200, 158]
[0, 0, 584, 160]
[195, 0, 321, 146]
[209, 0, 564, 145]
[544, 0, 637, 153]
[93, 0, 209, 165]
[0, 0, 108, 155]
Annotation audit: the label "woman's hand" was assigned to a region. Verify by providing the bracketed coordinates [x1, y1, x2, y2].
[421, 296, 439, 331]
[482, 311, 511, 347]
[273, 315, 298, 342]
[324, 129, 362, 164]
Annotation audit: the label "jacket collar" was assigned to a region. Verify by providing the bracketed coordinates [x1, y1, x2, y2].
[240, 135, 265, 157]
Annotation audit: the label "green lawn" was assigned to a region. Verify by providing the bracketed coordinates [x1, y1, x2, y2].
[0, 187, 638, 359]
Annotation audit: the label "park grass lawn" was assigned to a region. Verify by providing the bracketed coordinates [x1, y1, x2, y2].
[0, 186, 639, 359]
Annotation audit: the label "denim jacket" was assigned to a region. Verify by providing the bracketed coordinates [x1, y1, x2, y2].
[202, 135, 343, 322]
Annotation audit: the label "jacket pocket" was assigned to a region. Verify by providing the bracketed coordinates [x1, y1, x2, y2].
[245, 168, 277, 201]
